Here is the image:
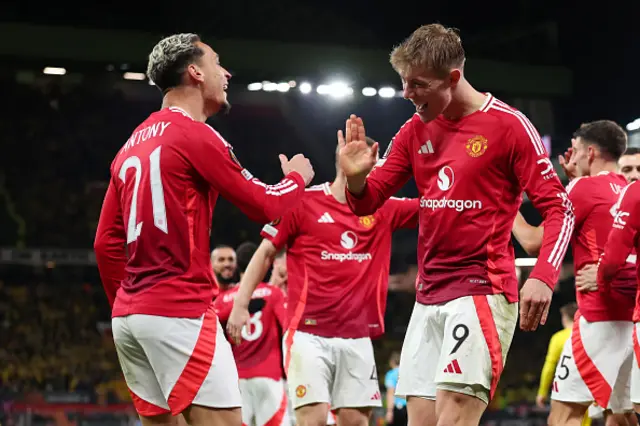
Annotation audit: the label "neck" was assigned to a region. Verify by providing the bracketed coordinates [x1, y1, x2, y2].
[330, 174, 347, 204]
[442, 79, 487, 120]
[162, 87, 209, 122]
[589, 160, 618, 176]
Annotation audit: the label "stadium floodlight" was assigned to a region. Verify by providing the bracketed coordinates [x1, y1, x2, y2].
[247, 82, 262, 91]
[321, 82, 352, 99]
[263, 82, 278, 92]
[514, 257, 537, 267]
[43, 67, 66, 75]
[362, 87, 377, 97]
[277, 82, 290, 92]
[378, 87, 396, 98]
[288, 80, 297, 88]
[124, 72, 146, 81]
[627, 118, 640, 132]
[299, 82, 312, 94]
[316, 84, 330, 95]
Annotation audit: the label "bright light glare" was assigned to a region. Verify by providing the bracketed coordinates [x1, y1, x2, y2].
[124, 72, 145, 81]
[263, 82, 278, 92]
[362, 87, 377, 96]
[247, 82, 262, 91]
[627, 118, 640, 132]
[378, 87, 396, 98]
[514, 257, 537, 267]
[43, 67, 66, 75]
[299, 82, 312, 94]
[316, 82, 353, 98]
[277, 82, 290, 92]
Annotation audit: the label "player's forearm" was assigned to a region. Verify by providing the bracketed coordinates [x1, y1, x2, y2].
[244, 172, 306, 223]
[94, 244, 126, 308]
[537, 362, 556, 397]
[235, 241, 277, 308]
[529, 195, 574, 289]
[512, 211, 544, 256]
[386, 387, 395, 413]
[345, 181, 383, 216]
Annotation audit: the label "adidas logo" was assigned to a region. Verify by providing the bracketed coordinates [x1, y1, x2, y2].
[318, 212, 335, 223]
[370, 391, 381, 400]
[418, 140, 434, 154]
[443, 359, 462, 374]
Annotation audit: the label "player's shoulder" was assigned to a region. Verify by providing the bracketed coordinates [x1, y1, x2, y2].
[550, 327, 571, 343]
[306, 182, 332, 195]
[566, 176, 592, 194]
[482, 96, 537, 133]
[215, 286, 239, 305]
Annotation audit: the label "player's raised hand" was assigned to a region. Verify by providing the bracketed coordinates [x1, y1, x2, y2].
[338, 115, 378, 181]
[226, 304, 251, 345]
[558, 145, 578, 181]
[519, 278, 553, 331]
[279, 154, 314, 186]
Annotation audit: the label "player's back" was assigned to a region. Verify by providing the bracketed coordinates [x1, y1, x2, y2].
[110, 107, 219, 317]
[215, 283, 286, 380]
[262, 183, 418, 339]
[567, 173, 635, 321]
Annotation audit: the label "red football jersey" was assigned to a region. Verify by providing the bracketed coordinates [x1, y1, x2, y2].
[597, 181, 640, 321]
[261, 182, 419, 339]
[214, 283, 286, 380]
[94, 107, 306, 318]
[566, 172, 635, 321]
[346, 95, 574, 305]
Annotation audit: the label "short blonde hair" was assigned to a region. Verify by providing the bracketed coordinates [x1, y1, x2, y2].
[390, 24, 465, 78]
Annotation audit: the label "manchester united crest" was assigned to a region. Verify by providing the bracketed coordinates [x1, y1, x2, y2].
[359, 215, 376, 229]
[465, 135, 488, 158]
[295, 385, 307, 398]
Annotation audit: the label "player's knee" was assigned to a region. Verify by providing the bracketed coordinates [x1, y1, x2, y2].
[335, 407, 371, 426]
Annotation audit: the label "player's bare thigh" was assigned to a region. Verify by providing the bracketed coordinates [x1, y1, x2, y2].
[406, 397, 436, 426]
[182, 405, 241, 426]
[334, 407, 372, 426]
[548, 400, 589, 426]
[295, 402, 329, 426]
[435, 390, 486, 426]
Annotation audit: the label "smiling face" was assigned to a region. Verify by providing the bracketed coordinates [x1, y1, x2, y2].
[399, 67, 459, 123]
[189, 42, 232, 115]
[390, 24, 466, 123]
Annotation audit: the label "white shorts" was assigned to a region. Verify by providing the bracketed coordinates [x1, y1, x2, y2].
[283, 330, 382, 410]
[629, 323, 640, 404]
[239, 377, 290, 426]
[551, 315, 633, 413]
[396, 294, 518, 404]
[112, 305, 242, 416]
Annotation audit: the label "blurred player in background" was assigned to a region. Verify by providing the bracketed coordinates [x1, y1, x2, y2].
[338, 24, 573, 426]
[227, 136, 419, 426]
[215, 242, 290, 426]
[94, 33, 314, 426]
[513, 121, 636, 426]
[618, 147, 640, 183]
[211, 244, 238, 286]
[384, 352, 407, 426]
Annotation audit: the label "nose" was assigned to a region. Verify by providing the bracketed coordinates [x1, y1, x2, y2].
[402, 85, 413, 100]
[223, 67, 232, 80]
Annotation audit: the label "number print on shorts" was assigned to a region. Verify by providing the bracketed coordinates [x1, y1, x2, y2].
[241, 311, 263, 341]
[557, 355, 571, 380]
[449, 324, 470, 355]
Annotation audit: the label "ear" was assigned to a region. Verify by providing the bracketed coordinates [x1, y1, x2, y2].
[449, 69, 462, 86]
[587, 145, 597, 163]
[186, 63, 205, 84]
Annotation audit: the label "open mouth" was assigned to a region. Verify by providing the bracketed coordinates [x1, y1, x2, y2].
[223, 84, 228, 91]
[416, 103, 427, 113]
